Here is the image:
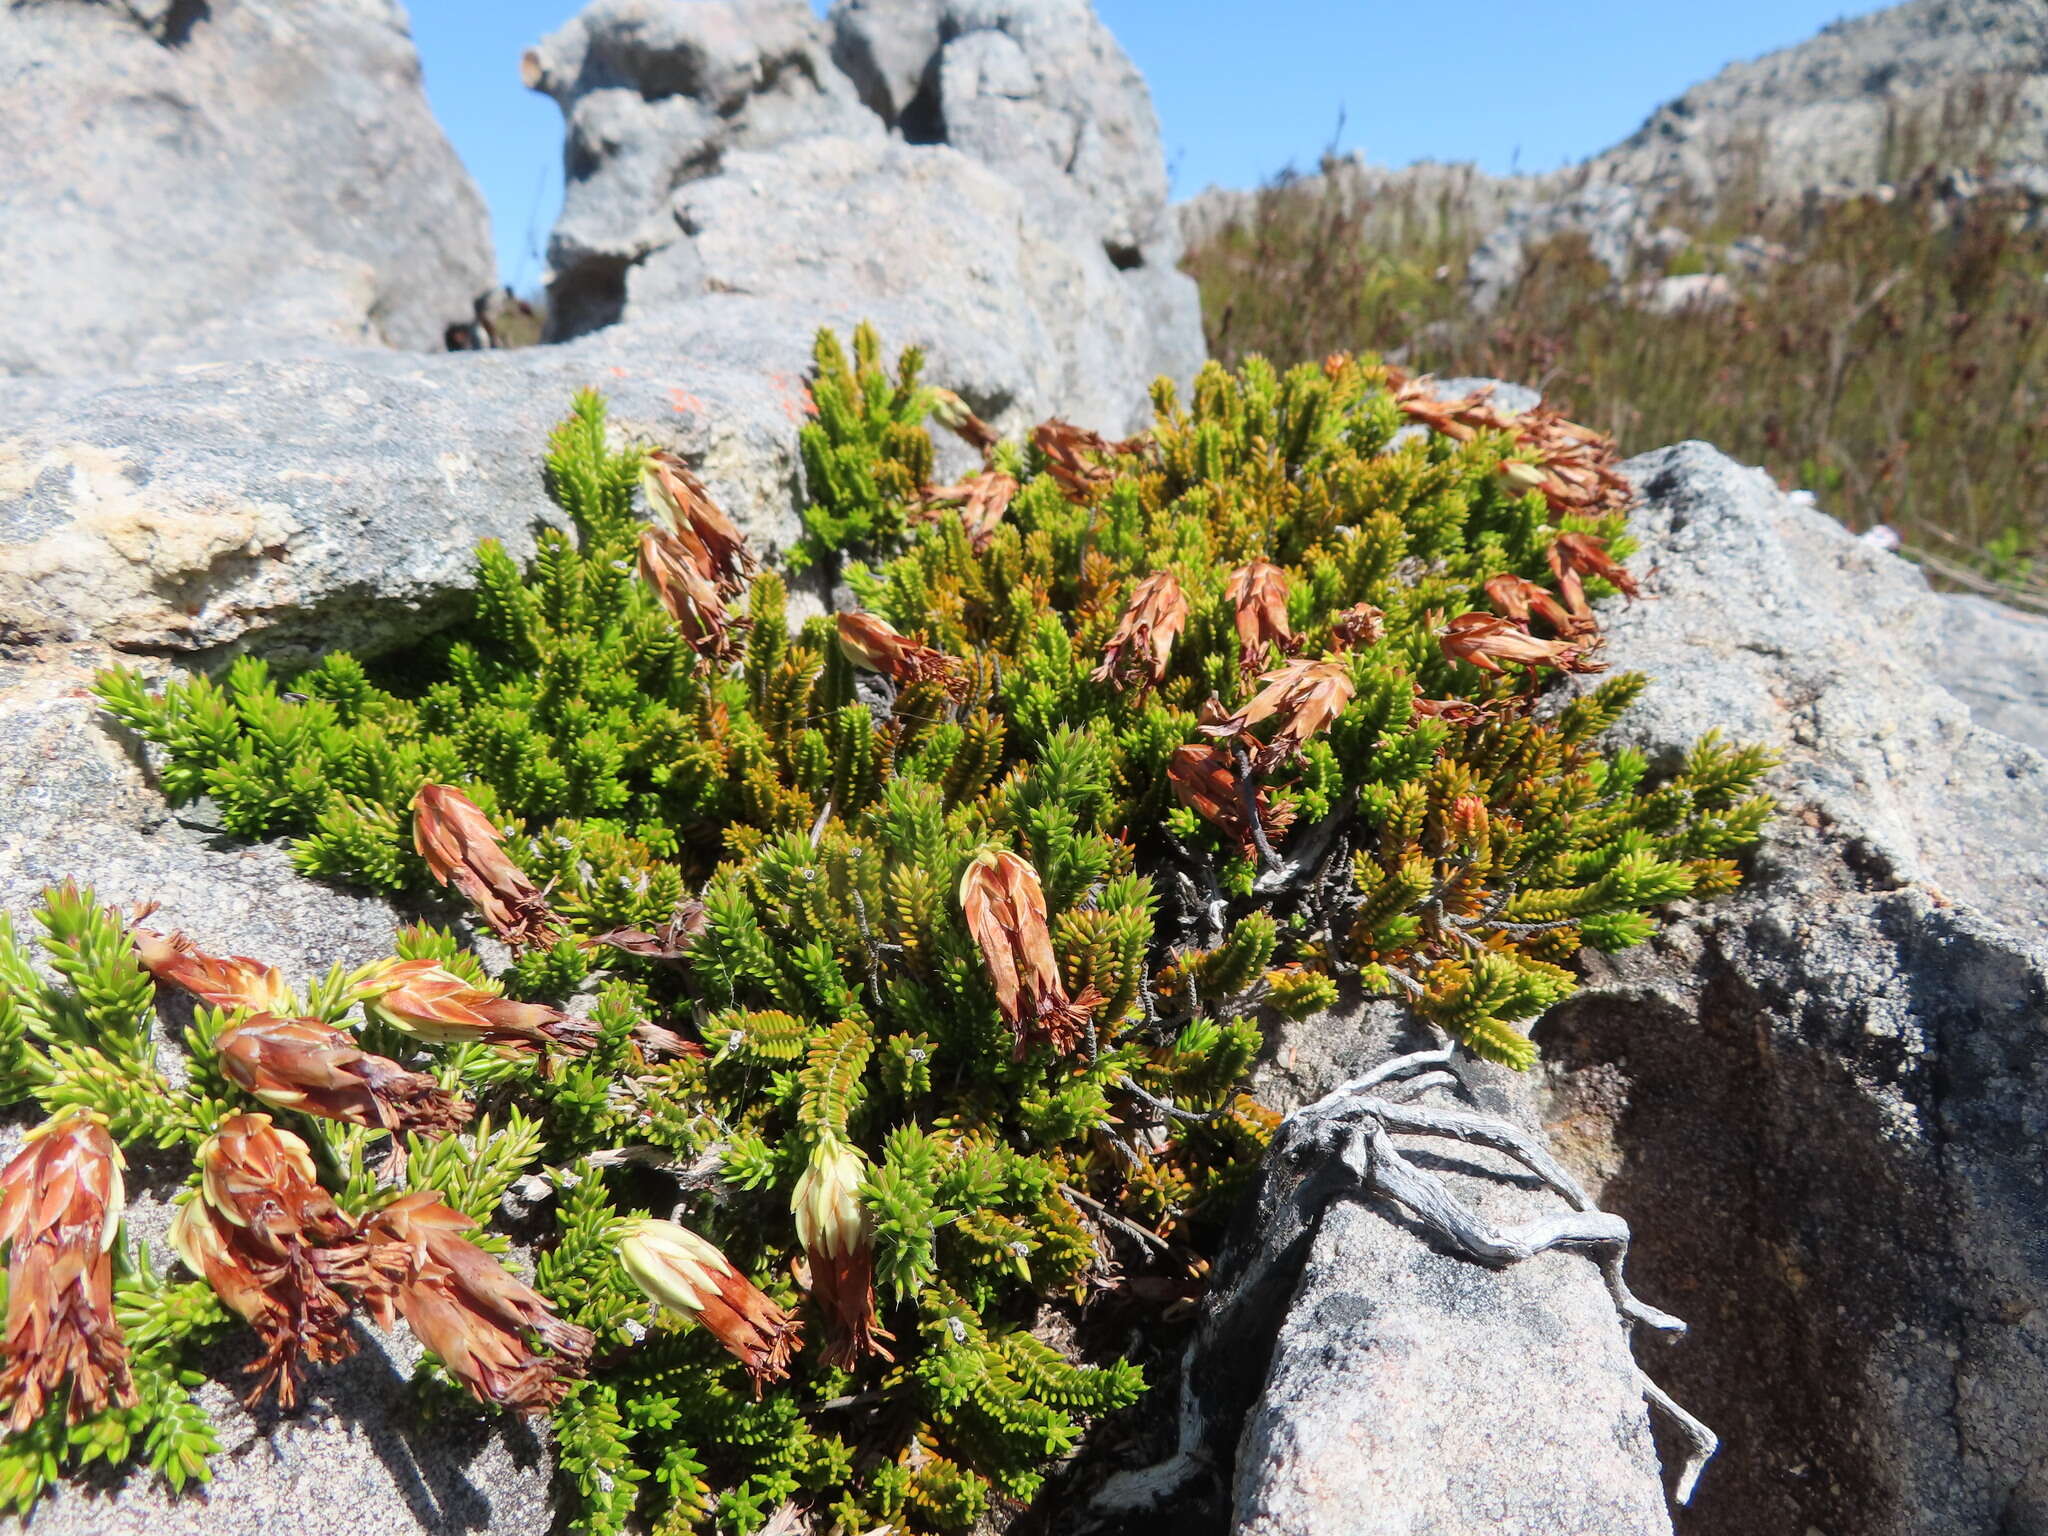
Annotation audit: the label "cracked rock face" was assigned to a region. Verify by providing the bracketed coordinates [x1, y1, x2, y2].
[0, 0, 495, 379]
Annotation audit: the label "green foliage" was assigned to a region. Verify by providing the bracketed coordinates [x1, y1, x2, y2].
[70, 332, 1771, 1529]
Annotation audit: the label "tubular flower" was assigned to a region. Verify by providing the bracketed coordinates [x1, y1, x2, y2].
[1438, 612, 1604, 676]
[1547, 531, 1641, 626]
[1090, 571, 1187, 690]
[619, 1219, 801, 1392]
[957, 849, 1104, 1058]
[0, 1112, 133, 1431]
[132, 927, 293, 1014]
[1483, 574, 1591, 638]
[1166, 743, 1296, 858]
[172, 1114, 400, 1408]
[359, 959, 594, 1061]
[835, 612, 968, 701]
[923, 471, 1018, 550]
[1330, 602, 1385, 650]
[639, 523, 740, 662]
[217, 1014, 472, 1139]
[792, 1139, 891, 1369]
[928, 388, 999, 456]
[362, 1194, 591, 1414]
[411, 784, 561, 948]
[1200, 658, 1356, 771]
[1225, 562, 1295, 676]
[1032, 418, 1118, 500]
[642, 449, 758, 597]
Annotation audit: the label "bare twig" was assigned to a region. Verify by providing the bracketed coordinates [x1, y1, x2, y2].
[1061, 1183, 1174, 1257]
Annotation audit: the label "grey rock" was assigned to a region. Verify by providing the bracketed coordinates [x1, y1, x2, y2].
[0, 646, 557, 1536]
[1931, 591, 2048, 756]
[0, 0, 495, 379]
[0, 330, 810, 666]
[523, 0, 881, 338]
[1466, 182, 1645, 311]
[1529, 441, 2048, 1535]
[1586, 0, 2048, 205]
[529, 0, 1202, 431]
[1115, 998, 1677, 1534]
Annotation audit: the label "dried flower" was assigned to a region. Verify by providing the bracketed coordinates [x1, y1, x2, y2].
[172, 1114, 400, 1407]
[958, 850, 1104, 1058]
[1330, 602, 1385, 650]
[1032, 419, 1116, 500]
[1438, 612, 1604, 676]
[639, 523, 740, 662]
[923, 471, 1018, 550]
[928, 389, 999, 456]
[835, 613, 968, 701]
[1200, 658, 1356, 771]
[1225, 562, 1295, 676]
[1547, 532, 1641, 619]
[1090, 572, 1187, 690]
[588, 899, 707, 963]
[0, 1112, 133, 1430]
[791, 1138, 891, 1369]
[217, 1013, 472, 1139]
[362, 1193, 591, 1413]
[1167, 743, 1296, 857]
[1483, 574, 1592, 638]
[642, 449, 757, 597]
[1496, 459, 1553, 496]
[360, 958, 594, 1061]
[411, 784, 561, 948]
[132, 927, 293, 1014]
[619, 1218, 800, 1392]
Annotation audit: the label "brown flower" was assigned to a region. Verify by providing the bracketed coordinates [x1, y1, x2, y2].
[362, 1193, 591, 1414]
[835, 612, 968, 701]
[928, 389, 1000, 456]
[1330, 602, 1385, 650]
[639, 523, 740, 661]
[171, 1114, 402, 1408]
[792, 1139, 891, 1369]
[1032, 419, 1117, 500]
[217, 1014, 472, 1140]
[587, 899, 707, 963]
[1438, 612, 1604, 676]
[1090, 572, 1188, 690]
[412, 784, 561, 949]
[1483, 574, 1592, 638]
[642, 449, 757, 597]
[132, 927, 294, 1015]
[360, 959, 594, 1061]
[1199, 658, 1356, 771]
[923, 471, 1018, 550]
[1167, 743, 1296, 857]
[620, 1219, 801, 1393]
[0, 1112, 133, 1430]
[958, 850, 1104, 1058]
[1225, 562, 1295, 676]
[1547, 532, 1641, 625]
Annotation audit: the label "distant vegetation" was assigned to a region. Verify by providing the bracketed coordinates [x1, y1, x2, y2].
[1185, 144, 2048, 609]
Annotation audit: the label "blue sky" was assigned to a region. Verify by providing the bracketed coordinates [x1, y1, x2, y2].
[409, 1, 1873, 291]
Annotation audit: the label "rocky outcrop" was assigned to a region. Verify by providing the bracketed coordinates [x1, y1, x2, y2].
[1, 0, 1204, 669]
[1585, 0, 2048, 205]
[526, 0, 1202, 434]
[0, 0, 495, 378]
[1535, 442, 2048, 1536]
